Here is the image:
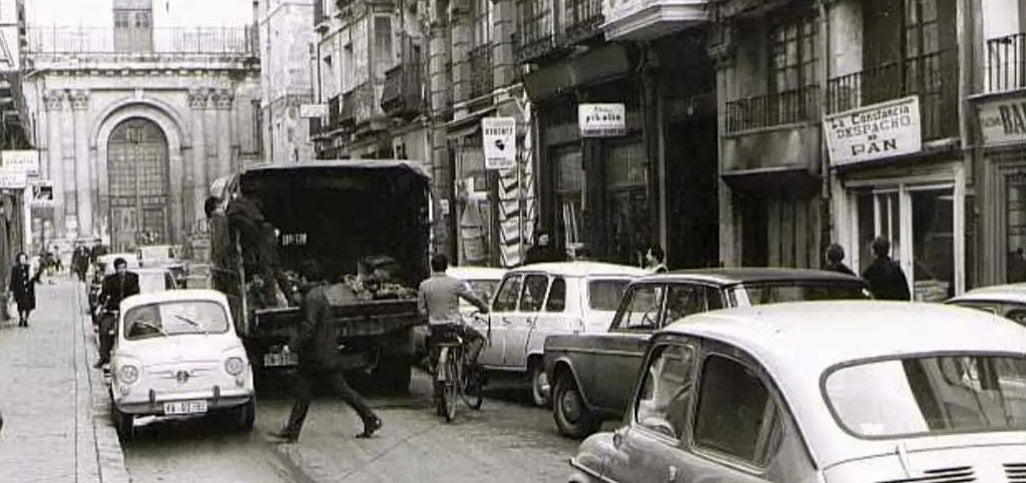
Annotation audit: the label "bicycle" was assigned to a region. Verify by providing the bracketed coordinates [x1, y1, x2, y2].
[434, 325, 484, 422]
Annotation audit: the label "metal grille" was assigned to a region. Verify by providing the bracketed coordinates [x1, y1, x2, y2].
[108, 118, 169, 250]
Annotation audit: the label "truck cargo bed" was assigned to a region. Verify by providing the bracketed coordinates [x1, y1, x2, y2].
[251, 298, 421, 339]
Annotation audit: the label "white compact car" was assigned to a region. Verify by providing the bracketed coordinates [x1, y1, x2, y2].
[947, 283, 1026, 327]
[109, 289, 255, 439]
[568, 301, 1026, 483]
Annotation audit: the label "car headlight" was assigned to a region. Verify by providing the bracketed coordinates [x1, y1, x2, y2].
[225, 357, 246, 376]
[119, 365, 139, 385]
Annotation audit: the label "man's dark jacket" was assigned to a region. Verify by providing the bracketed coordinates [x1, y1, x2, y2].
[289, 283, 340, 371]
[99, 272, 141, 311]
[525, 244, 564, 265]
[861, 257, 911, 301]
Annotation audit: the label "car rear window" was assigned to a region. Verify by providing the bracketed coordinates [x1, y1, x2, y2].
[739, 282, 870, 305]
[589, 279, 631, 311]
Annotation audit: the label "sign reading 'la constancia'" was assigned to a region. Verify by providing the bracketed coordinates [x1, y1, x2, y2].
[823, 96, 922, 167]
[976, 94, 1026, 146]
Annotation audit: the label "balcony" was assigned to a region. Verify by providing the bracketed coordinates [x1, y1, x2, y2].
[515, 0, 559, 62]
[986, 32, 1026, 93]
[24, 27, 257, 65]
[328, 95, 341, 129]
[381, 61, 425, 120]
[339, 90, 356, 128]
[563, 0, 604, 45]
[309, 117, 326, 139]
[353, 81, 385, 127]
[602, 0, 708, 42]
[725, 87, 819, 134]
[826, 50, 958, 141]
[468, 43, 494, 100]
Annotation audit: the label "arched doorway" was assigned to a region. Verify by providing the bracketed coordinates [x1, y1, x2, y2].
[107, 118, 170, 251]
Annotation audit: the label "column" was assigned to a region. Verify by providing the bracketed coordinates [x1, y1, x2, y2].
[60, 91, 76, 235]
[71, 89, 92, 237]
[43, 90, 65, 239]
[215, 89, 234, 178]
[204, 89, 219, 189]
[429, 21, 455, 258]
[451, 1, 472, 105]
[491, 0, 515, 90]
[187, 88, 207, 227]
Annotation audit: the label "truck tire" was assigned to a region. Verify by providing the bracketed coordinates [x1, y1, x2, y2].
[553, 374, 600, 439]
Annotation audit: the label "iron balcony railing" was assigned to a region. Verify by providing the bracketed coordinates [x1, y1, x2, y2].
[986, 32, 1026, 92]
[381, 61, 425, 118]
[328, 95, 341, 128]
[354, 81, 383, 124]
[468, 43, 493, 99]
[826, 50, 958, 141]
[563, 0, 603, 44]
[25, 26, 256, 56]
[340, 90, 356, 127]
[725, 86, 820, 133]
[515, 0, 555, 62]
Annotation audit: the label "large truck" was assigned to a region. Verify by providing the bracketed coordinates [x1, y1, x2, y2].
[207, 161, 431, 392]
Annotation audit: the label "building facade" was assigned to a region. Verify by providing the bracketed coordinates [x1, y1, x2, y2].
[1, 0, 30, 291]
[258, 0, 317, 163]
[21, 0, 261, 251]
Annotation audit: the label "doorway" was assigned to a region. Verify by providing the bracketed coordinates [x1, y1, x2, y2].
[665, 116, 719, 268]
[107, 118, 170, 252]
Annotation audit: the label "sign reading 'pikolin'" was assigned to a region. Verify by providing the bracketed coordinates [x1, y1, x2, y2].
[823, 96, 922, 167]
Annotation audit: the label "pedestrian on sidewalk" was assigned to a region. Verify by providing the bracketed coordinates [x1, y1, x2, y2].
[269, 259, 382, 443]
[861, 237, 912, 301]
[644, 244, 668, 274]
[9, 252, 42, 327]
[823, 243, 857, 276]
[94, 258, 140, 369]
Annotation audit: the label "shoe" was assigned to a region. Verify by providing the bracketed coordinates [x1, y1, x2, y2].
[356, 416, 382, 438]
[266, 430, 297, 443]
[93, 360, 107, 369]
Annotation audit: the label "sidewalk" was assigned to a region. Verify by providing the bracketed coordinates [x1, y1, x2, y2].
[0, 277, 131, 483]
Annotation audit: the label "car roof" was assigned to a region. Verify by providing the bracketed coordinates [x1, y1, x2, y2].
[638, 267, 864, 286]
[98, 252, 138, 263]
[510, 261, 647, 278]
[446, 266, 506, 281]
[947, 283, 1026, 304]
[661, 301, 1026, 467]
[121, 289, 227, 311]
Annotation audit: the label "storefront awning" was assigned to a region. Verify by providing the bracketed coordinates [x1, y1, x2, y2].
[721, 166, 821, 194]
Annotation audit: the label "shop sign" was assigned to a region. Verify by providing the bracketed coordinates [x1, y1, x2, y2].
[823, 96, 922, 167]
[2, 150, 40, 176]
[579, 103, 626, 138]
[0, 166, 27, 189]
[976, 95, 1026, 146]
[30, 180, 53, 207]
[299, 104, 328, 118]
[481, 117, 517, 170]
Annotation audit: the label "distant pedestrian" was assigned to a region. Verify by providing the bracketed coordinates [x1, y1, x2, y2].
[525, 232, 563, 265]
[861, 237, 911, 301]
[9, 252, 42, 327]
[823, 243, 856, 276]
[269, 259, 382, 443]
[645, 244, 668, 274]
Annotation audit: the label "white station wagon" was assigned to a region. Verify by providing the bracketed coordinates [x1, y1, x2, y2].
[109, 289, 255, 439]
[569, 301, 1026, 483]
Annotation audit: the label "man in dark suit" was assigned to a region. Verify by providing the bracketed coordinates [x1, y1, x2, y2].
[269, 260, 382, 443]
[861, 237, 911, 301]
[94, 257, 140, 369]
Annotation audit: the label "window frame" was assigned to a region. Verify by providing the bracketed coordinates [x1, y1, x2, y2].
[662, 282, 727, 325]
[767, 11, 819, 94]
[631, 336, 701, 443]
[610, 282, 666, 331]
[492, 273, 525, 313]
[518, 272, 552, 313]
[545, 276, 568, 313]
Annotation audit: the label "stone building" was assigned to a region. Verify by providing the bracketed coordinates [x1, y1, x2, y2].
[20, 0, 261, 251]
[258, 0, 316, 162]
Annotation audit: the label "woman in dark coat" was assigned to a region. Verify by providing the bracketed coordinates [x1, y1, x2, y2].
[10, 252, 41, 327]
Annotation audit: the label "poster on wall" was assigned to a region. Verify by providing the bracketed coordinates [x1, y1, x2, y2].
[823, 96, 922, 167]
[0, 166, 27, 189]
[2, 150, 40, 177]
[481, 117, 517, 170]
[29, 181, 53, 208]
[579, 103, 626, 138]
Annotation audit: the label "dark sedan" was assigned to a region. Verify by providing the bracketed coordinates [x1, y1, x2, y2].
[542, 267, 871, 438]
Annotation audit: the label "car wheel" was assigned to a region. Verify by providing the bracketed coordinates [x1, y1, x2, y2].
[111, 406, 134, 441]
[553, 375, 599, 439]
[530, 361, 551, 407]
[234, 400, 255, 432]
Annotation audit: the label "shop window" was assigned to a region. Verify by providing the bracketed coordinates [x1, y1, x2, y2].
[911, 188, 954, 301]
[856, 191, 902, 274]
[606, 141, 649, 265]
[556, 149, 584, 255]
[1008, 177, 1026, 283]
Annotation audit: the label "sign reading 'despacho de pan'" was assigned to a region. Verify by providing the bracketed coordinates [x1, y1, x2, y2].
[823, 96, 922, 167]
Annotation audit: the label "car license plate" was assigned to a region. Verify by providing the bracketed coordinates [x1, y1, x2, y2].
[263, 352, 299, 367]
[163, 400, 207, 415]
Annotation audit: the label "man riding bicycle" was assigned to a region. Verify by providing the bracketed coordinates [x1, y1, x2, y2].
[417, 254, 490, 405]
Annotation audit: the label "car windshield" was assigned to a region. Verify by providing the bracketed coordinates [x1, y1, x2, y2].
[737, 281, 870, 305]
[123, 300, 229, 340]
[824, 353, 1026, 438]
[589, 279, 631, 311]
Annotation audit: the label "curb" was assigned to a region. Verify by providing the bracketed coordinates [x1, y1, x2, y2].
[75, 281, 133, 483]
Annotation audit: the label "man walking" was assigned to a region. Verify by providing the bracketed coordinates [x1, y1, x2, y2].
[95, 257, 140, 369]
[525, 232, 563, 265]
[269, 260, 382, 443]
[823, 243, 856, 276]
[861, 237, 911, 301]
[418, 254, 490, 409]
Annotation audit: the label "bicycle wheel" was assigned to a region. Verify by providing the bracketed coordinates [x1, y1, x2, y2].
[460, 364, 483, 410]
[442, 350, 459, 422]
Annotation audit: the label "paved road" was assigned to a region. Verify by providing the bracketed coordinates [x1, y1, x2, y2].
[122, 369, 582, 483]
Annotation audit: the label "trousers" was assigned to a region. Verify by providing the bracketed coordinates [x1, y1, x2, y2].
[283, 367, 378, 438]
[97, 312, 116, 364]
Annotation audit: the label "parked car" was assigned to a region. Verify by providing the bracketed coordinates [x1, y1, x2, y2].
[108, 289, 255, 440]
[480, 262, 648, 406]
[568, 301, 1026, 483]
[137, 244, 187, 287]
[412, 266, 507, 362]
[946, 283, 1026, 326]
[545, 267, 871, 437]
